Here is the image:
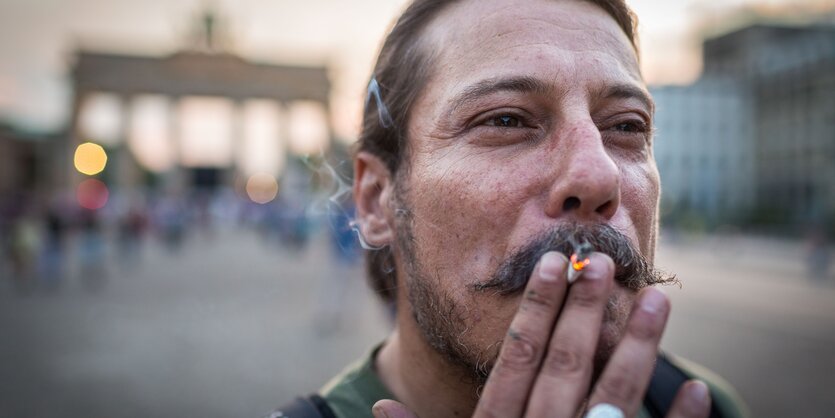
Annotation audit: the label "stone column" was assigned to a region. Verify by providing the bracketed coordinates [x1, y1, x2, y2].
[227, 98, 246, 190]
[67, 90, 88, 193]
[322, 101, 335, 154]
[163, 95, 185, 194]
[114, 93, 141, 198]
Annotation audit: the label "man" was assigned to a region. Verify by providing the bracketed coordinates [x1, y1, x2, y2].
[281, 0, 749, 417]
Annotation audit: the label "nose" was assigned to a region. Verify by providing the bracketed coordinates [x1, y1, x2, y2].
[544, 122, 620, 221]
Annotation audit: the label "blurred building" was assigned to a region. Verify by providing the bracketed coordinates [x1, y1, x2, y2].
[653, 22, 835, 232]
[0, 125, 38, 197]
[66, 10, 333, 201]
[653, 78, 756, 224]
[0, 123, 66, 248]
[0, 123, 62, 198]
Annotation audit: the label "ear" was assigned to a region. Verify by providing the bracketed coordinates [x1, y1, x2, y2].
[353, 151, 396, 247]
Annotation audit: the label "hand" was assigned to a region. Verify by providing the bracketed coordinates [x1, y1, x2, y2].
[371, 252, 711, 418]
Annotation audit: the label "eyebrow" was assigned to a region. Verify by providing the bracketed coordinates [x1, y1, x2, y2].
[446, 76, 655, 116]
[601, 84, 655, 115]
[447, 76, 552, 115]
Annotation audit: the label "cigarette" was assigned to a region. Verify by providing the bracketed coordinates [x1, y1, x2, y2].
[567, 241, 593, 284]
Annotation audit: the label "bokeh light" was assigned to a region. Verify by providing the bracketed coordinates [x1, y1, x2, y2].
[76, 178, 109, 209]
[245, 173, 279, 204]
[78, 92, 123, 145]
[73, 142, 108, 175]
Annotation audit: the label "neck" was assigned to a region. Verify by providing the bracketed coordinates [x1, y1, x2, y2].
[376, 312, 480, 418]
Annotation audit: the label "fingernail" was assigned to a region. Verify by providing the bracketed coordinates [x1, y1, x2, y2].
[684, 380, 711, 414]
[539, 252, 565, 282]
[371, 403, 390, 418]
[690, 380, 709, 403]
[578, 253, 609, 281]
[640, 288, 667, 314]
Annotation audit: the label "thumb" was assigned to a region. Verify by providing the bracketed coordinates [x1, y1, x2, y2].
[372, 399, 419, 418]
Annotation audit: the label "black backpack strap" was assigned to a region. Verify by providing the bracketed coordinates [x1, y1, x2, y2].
[266, 394, 337, 418]
[643, 354, 723, 418]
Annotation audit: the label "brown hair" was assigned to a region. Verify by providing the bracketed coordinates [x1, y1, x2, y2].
[358, 0, 640, 302]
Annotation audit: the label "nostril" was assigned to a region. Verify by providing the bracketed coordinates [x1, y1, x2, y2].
[562, 196, 581, 212]
[595, 200, 614, 215]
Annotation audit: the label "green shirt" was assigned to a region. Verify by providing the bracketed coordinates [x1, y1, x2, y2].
[320, 346, 749, 418]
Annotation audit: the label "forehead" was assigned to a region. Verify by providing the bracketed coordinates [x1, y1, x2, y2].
[418, 0, 642, 99]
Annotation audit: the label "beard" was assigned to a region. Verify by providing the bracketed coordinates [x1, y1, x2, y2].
[394, 197, 677, 389]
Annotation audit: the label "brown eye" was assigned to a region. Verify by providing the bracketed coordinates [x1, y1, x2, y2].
[487, 115, 520, 127]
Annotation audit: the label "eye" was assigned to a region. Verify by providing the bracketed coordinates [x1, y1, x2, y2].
[602, 117, 652, 155]
[466, 109, 542, 147]
[485, 114, 521, 128]
[613, 120, 648, 133]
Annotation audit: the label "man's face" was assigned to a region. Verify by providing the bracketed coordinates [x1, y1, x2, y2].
[390, 0, 660, 379]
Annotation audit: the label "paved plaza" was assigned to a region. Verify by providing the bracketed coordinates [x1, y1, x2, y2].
[1, 227, 833, 417]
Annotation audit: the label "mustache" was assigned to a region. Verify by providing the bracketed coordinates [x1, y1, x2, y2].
[472, 223, 676, 295]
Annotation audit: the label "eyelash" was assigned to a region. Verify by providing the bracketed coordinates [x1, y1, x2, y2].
[484, 114, 523, 128]
[468, 111, 541, 145]
[474, 113, 648, 131]
[610, 120, 649, 134]
[467, 110, 650, 149]
[475, 110, 531, 128]
[601, 118, 652, 156]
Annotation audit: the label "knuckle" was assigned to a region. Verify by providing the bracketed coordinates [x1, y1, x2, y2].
[474, 404, 504, 418]
[629, 317, 663, 341]
[566, 285, 606, 309]
[521, 288, 556, 311]
[542, 344, 586, 377]
[628, 308, 667, 341]
[596, 372, 638, 404]
[498, 328, 541, 370]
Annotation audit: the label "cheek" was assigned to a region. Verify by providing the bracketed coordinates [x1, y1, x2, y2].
[617, 162, 660, 254]
[462, 293, 522, 355]
[405, 150, 544, 280]
[625, 163, 660, 211]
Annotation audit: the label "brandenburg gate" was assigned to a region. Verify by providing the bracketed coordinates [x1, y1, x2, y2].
[67, 11, 333, 196]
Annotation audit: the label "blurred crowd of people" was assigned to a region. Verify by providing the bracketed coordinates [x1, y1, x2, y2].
[0, 187, 361, 295]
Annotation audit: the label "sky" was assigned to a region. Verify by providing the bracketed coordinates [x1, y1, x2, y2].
[0, 0, 830, 138]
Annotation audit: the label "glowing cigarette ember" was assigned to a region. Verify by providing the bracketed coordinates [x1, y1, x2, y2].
[567, 241, 593, 284]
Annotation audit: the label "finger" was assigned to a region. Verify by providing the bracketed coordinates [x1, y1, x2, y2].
[587, 287, 670, 417]
[372, 399, 420, 418]
[666, 380, 711, 418]
[526, 252, 615, 417]
[473, 251, 569, 418]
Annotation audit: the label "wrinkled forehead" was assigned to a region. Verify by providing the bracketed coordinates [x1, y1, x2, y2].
[419, 0, 642, 91]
